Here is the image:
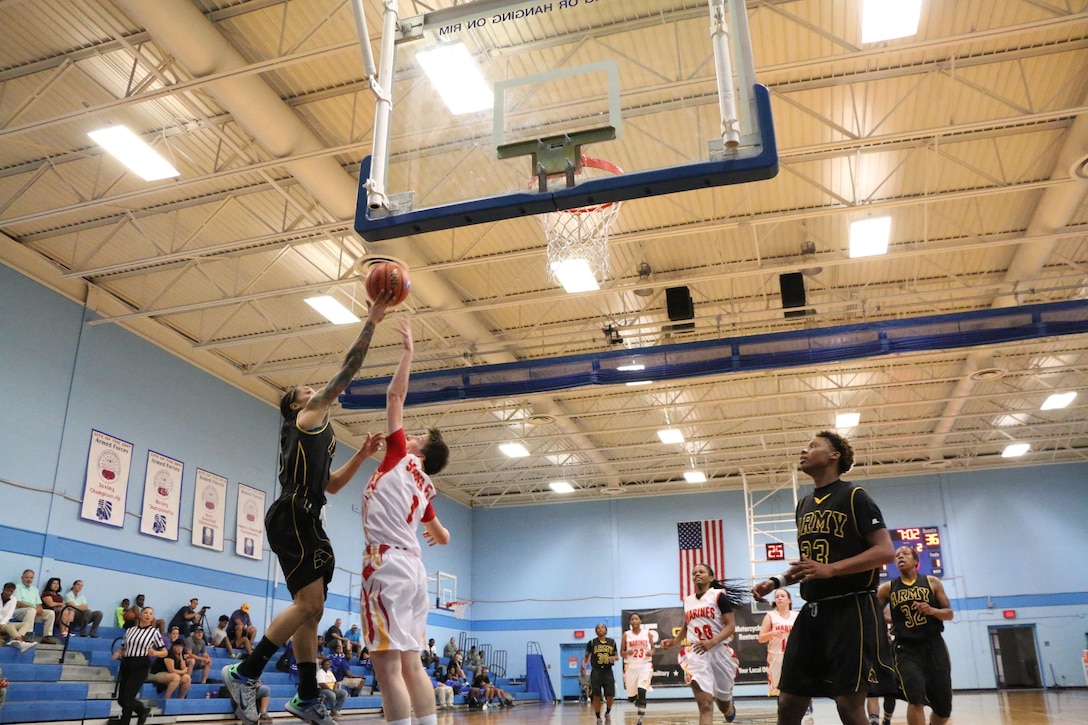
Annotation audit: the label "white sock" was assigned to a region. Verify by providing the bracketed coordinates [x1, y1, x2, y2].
[414, 715, 438, 725]
[390, 717, 412, 725]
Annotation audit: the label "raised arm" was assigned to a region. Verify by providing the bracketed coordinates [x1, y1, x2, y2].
[327, 432, 384, 494]
[386, 315, 413, 435]
[298, 296, 390, 430]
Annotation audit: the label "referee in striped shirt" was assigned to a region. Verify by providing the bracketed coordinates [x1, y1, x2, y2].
[112, 606, 167, 725]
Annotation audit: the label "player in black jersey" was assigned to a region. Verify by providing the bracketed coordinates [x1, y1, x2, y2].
[583, 623, 619, 724]
[877, 545, 953, 725]
[223, 294, 391, 725]
[752, 431, 900, 725]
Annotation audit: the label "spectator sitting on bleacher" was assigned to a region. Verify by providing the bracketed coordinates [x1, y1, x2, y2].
[328, 641, 365, 696]
[64, 580, 103, 637]
[41, 577, 74, 637]
[228, 603, 256, 655]
[117, 598, 133, 628]
[446, 658, 466, 682]
[148, 637, 192, 699]
[472, 665, 515, 707]
[184, 627, 212, 684]
[433, 665, 455, 709]
[422, 637, 439, 669]
[465, 645, 483, 671]
[443, 636, 458, 660]
[210, 615, 236, 657]
[317, 657, 347, 717]
[166, 625, 183, 647]
[324, 617, 349, 654]
[345, 623, 363, 659]
[358, 645, 373, 672]
[1, 581, 37, 652]
[168, 598, 201, 637]
[13, 569, 57, 644]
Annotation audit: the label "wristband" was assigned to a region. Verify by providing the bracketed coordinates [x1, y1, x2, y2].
[768, 574, 788, 590]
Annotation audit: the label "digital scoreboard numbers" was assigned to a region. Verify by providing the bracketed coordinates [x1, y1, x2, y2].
[879, 525, 944, 580]
[765, 542, 786, 561]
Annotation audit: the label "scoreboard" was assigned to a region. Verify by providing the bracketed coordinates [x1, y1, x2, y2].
[879, 525, 944, 580]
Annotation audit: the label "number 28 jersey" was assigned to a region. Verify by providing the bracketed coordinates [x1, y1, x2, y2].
[683, 587, 733, 645]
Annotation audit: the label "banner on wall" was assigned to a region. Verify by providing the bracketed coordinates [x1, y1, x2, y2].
[140, 451, 184, 540]
[191, 468, 227, 551]
[80, 429, 134, 527]
[620, 605, 767, 688]
[235, 484, 265, 559]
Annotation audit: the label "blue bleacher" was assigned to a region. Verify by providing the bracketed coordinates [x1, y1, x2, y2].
[0, 625, 542, 724]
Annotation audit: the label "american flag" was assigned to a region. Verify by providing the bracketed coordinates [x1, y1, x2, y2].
[677, 520, 724, 599]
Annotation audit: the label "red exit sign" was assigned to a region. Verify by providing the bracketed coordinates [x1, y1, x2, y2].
[1002, 610, 1016, 619]
[766, 543, 786, 561]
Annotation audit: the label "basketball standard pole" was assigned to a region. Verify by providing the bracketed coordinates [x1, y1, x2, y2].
[355, 0, 399, 211]
[709, 0, 740, 149]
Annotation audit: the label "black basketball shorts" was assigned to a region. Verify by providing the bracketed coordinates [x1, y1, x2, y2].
[265, 495, 335, 598]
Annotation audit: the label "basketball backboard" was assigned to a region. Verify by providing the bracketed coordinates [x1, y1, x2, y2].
[355, 0, 777, 241]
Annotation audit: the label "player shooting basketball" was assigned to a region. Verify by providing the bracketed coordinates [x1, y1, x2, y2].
[223, 292, 392, 725]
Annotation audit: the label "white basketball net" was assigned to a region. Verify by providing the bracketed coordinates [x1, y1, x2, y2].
[447, 601, 469, 619]
[542, 201, 621, 288]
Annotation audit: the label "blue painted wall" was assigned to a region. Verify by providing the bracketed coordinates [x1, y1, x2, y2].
[2, 262, 1086, 699]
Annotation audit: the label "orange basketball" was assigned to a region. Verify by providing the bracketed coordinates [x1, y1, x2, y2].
[364, 260, 410, 306]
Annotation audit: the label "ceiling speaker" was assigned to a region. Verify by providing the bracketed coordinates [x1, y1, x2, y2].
[665, 286, 694, 321]
[779, 272, 808, 318]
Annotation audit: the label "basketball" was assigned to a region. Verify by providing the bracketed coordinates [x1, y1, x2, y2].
[364, 260, 411, 306]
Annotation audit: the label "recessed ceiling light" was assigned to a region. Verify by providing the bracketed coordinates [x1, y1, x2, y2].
[549, 481, 574, 493]
[88, 125, 180, 181]
[1001, 443, 1030, 458]
[617, 363, 645, 372]
[415, 42, 491, 115]
[499, 442, 530, 458]
[836, 412, 861, 429]
[304, 295, 360, 324]
[683, 470, 707, 483]
[861, 0, 922, 43]
[849, 217, 891, 258]
[1041, 391, 1077, 410]
[625, 380, 653, 387]
[657, 428, 685, 444]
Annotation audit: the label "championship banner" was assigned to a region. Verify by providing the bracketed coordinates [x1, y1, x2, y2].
[191, 468, 227, 551]
[621, 605, 768, 688]
[235, 483, 265, 559]
[80, 429, 134, 528]
[139, 450, 184, 540]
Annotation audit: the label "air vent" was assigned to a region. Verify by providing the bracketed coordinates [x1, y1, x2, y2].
[601, 485, 626, 495]
[526, 414, 555, 426]
[969, 367, 1007, 381]
[922, 459, 951, 469]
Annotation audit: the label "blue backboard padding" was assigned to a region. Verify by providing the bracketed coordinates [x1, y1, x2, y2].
[340, 299, 1088, 409]
[355, 85, 778, 241]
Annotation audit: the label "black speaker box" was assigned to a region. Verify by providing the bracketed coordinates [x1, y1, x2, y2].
[779, 272, 808, 318]
[665, 286, 694, 321]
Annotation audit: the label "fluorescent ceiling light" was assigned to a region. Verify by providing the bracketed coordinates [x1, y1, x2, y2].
[849, 216, 891, 258]
[549, 481, 574, 493]
[87, 125, 180, 181]
[836, 412, 861, 429]
[1041, 391, 1077, 410]
[1001, 443, 1030, 458]
[416, 42, 492, 115]
[625, 380, 653, 387]
[861, 0, 922, 43]
[550, 258, 600, 293]
[684, 470, 707, 483]
[657, 428, 685, 444]
[617, 363, 645, 372]
[499, 442, 530, 458]
[304, 295, 360, 324]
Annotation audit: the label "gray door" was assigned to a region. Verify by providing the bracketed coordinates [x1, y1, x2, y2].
[989, 625, 1042, 688]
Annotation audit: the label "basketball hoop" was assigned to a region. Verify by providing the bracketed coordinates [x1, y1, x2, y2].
[537, 155, 623, 292]
[445, 600, 470, 620]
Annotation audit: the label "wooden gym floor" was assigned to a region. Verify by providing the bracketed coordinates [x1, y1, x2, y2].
[318, 690, 1088, 725]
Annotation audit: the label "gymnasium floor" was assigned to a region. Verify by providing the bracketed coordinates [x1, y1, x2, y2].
[319, 691, 1088, 725]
